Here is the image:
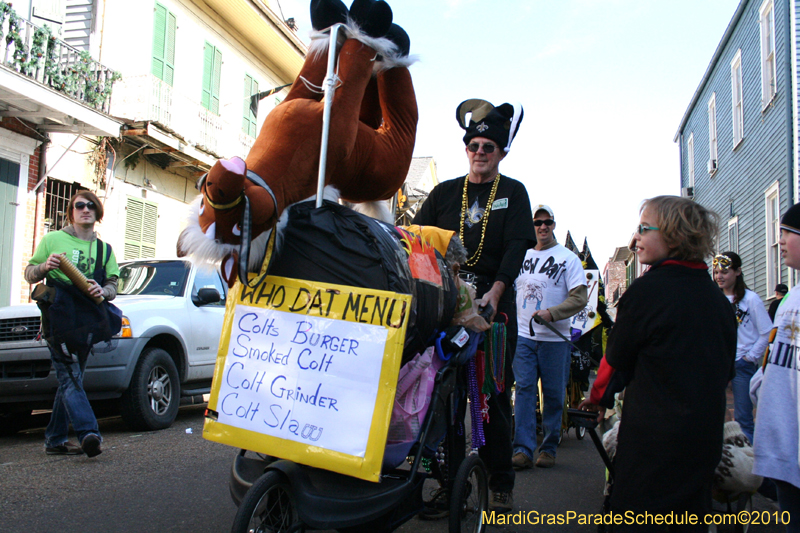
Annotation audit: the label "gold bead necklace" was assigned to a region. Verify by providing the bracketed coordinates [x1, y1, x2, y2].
[459, 174, 500, 267]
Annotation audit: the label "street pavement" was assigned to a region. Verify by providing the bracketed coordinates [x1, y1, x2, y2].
[0, 404, 784, 533]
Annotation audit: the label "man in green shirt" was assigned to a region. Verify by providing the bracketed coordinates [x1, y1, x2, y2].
[26, 191, 120, 458]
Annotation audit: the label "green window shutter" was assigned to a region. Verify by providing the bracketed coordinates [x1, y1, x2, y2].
[124, 196, 158, 260]
[243, 74, 258, 137]
[152, 3, 176, 86]
[212, 47, 222, 115]
[164, 10, 176, 86]
[152, 3, 166, 81]
[201, 42, 213, 111]
[202, 43, 222, 115]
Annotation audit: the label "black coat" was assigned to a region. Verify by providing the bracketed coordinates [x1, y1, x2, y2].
[607, 260, 736, 513]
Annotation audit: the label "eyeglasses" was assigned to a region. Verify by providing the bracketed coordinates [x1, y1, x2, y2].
[636, 224, 659, 235]
[533, 219, 555, 227]
[712, 255, 732, 270]
[467, 142, 497, 154]
[74, 201, 96, 211]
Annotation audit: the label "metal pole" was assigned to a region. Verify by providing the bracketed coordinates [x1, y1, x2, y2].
[316, 23, 345, 208]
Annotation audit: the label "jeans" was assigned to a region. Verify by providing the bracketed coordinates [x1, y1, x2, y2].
[44, 345, 100, 448]
[732, 358, 757, 443]
[775, 480, 800, 532]
[512, 337, 570, 459]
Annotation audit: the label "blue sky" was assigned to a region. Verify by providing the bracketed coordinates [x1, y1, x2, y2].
[278, 0, 741, 269]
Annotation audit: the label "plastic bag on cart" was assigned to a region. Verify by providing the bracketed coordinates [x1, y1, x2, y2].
[387, 346, 444, 445]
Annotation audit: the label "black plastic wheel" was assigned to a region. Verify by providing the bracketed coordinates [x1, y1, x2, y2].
[576, 425, 586, 440]
[449, 454, 488, 533]
[120, 347, 180, 431]
[231, 471, 300, 533]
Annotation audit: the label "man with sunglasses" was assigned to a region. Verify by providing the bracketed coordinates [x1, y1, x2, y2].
[513, 205, 587, 470]
[26, 191, 120, 458]
[413, 99, 534, 513]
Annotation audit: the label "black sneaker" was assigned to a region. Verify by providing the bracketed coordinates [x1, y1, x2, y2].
[81, 434, 102, 458]
[45, 442, 84, 456]
[419, 487, 449, 520]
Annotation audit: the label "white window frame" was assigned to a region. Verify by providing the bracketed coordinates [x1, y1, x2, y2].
[731, 50, 744, 147]
[687, 133, 695, 188]
[765, 182, 781, 295]
[760, 0, 777, 109]
[708, 93, 718, 174]
[727, 216, 739, 253]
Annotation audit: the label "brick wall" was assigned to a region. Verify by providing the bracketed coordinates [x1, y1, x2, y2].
[605, 261, 628, 306]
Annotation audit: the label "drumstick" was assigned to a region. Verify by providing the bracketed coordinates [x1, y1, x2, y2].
[57, 253, 104, 304]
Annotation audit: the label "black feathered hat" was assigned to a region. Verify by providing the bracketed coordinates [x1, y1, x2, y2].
[456, 99, 523, 152]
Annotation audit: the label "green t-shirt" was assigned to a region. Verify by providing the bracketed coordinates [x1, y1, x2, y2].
[29, 230, 121, 286]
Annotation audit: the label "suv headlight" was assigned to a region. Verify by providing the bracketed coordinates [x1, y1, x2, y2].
[118, 316, 132, 338]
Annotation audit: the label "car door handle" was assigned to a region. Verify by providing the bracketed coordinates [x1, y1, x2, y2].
[9, 202, 19, 206]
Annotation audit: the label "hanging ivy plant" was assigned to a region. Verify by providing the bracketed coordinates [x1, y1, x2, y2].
[24, 24, 50, 75]
[0, 2, 120, 109]
[0, 2, 13, 41]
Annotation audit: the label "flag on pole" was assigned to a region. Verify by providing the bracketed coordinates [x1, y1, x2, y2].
[250, 83, 292, 120]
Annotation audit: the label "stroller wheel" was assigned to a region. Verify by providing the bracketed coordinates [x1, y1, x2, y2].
[231, 470, 301, 533]
[576, 426, 586, 440]
[449, 454, 488, 533]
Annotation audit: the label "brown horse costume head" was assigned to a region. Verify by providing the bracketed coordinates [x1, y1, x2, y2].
[179, 0, 418, 286]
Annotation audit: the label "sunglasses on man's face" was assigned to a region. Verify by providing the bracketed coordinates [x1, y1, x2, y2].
[74, 201, 96, 211]
[533, 219, 555, 227]
[467, 142, 497, 154]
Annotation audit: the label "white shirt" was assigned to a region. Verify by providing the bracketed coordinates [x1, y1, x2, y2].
[515, 244, 586, 342]
[728, 289, 772, 362]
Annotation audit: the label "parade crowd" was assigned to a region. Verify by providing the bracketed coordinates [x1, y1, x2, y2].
[25, 93, 800, 532]
[412, 98, 800, 532]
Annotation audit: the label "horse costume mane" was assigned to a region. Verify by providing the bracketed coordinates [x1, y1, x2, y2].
[179, 0, 418, 286]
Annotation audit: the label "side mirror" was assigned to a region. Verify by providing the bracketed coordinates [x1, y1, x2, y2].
[193, 287, 221, 306]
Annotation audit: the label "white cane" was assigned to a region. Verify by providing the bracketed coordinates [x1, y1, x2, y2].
[316, 23, 347, 208]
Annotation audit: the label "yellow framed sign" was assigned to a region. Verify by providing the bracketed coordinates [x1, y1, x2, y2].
[203, 275, 411, 482]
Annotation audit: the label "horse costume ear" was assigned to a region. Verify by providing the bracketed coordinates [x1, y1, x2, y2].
[456, 99, 524, 152]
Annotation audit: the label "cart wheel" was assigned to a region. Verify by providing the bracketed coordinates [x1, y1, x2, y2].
[231, 470, 302, 533]
[576, 426, 586, 440]
[449, 454, 488, 533]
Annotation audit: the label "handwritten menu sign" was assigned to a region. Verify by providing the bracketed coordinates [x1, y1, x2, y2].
[203, 275, 410, 482]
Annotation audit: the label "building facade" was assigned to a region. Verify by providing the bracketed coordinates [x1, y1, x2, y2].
[1, 0, 306, 305]
[674, 0, 796, 306]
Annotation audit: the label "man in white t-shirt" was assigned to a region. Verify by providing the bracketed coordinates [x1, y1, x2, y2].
[512, 205, 587, 469]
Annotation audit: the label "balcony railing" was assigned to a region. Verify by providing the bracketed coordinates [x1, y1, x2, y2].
[112, 74, 259, 161]
[0, 6, 120, 113]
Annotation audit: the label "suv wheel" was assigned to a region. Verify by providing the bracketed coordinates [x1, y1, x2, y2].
[120, 347, 180, 431]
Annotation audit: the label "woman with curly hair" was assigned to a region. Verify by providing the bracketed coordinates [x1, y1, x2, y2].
[581, 196, 736, 531]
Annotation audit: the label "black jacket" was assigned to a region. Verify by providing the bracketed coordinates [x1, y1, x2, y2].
[607, 260, 736, 513]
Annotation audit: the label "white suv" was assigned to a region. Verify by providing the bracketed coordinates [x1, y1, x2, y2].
[0, 258, 226, 435]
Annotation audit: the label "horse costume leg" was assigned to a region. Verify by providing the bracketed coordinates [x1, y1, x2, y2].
[345, 66, 417, 201]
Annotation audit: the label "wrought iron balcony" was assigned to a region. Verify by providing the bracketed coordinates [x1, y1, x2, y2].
[0, 5, 119, 113]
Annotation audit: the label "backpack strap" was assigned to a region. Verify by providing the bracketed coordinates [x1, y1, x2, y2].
[93, 239, 107, 284]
